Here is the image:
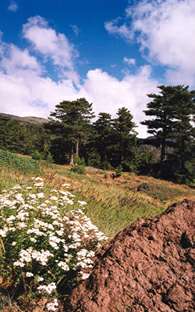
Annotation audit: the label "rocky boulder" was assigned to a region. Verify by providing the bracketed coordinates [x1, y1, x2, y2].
[69, 200, 195, 312]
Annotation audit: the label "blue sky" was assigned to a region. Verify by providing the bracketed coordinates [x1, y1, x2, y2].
[0, 0, 195, 137]
[0, 0, 141, 79]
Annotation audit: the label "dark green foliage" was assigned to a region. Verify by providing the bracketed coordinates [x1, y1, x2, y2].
[46, 152, 53, 163]
[142, 86, 178, 163]
[114, 165, 123, 178]
[86, 150, 102, 168]
[93, 112, 114, 165]
[74, 156, 85, 166]
[113, 107, 137, 164]
[0, 149, 40, 174]
[89, 108, 137, 170]
[0, 115, 49, 157]
[0, 88, 194, 185]
[49, 98, 94, 164]
[142, 85, 195, 183]
[70, 164, 86, 174]
[32, 150, 43, 160]
[135, 145, 160, 175]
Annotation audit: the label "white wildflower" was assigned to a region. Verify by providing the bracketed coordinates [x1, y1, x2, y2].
[26, 272, 34, 277]
[46, 299, 59, 312]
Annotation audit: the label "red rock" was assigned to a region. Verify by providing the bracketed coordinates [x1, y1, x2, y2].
[69, 200, 195, 312]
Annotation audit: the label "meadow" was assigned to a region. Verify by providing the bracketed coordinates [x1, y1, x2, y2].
[0, 149, 195, 311]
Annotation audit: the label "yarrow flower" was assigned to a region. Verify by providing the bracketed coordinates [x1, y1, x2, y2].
[26, 272, 34, 278]
[37, 282, 56, 295]
[0, 178, 107, 309]
[46, 299, 59, 312]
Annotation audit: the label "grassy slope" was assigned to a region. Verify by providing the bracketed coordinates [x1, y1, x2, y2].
[0, 149, 195, 237]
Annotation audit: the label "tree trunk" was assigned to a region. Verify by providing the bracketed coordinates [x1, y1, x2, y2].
[160, 135, 166, 163]
[70, 146, 74, 165]
[160, 136, 166, 177]
[160, 142, 166, 163]
[75, 139, 79, 159]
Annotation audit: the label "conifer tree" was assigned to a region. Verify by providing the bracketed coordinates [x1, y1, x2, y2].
[114, 107, 137, 166]
[142, 85, 195, 182]
[171, 86, 195, 182]
[142, 86, 176, 164]
[50, 98, 94, 164]
[93, 112, 114, 166]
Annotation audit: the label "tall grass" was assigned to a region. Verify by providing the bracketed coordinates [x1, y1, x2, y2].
[0, 150, 195, 237]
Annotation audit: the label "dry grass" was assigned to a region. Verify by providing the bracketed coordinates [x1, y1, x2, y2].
[1, 155, 195, 237]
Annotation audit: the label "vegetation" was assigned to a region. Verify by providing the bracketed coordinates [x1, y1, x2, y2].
[0, 85, 194, 184]
[0, 151, 194, 236]
[0, 149, 40, 174]
[49, 98, 94, 165]
[0, 115, 49, 157]
[142, 85, 195, 183]
[0, 150, 194, 310]
[0, 176, 106, 311]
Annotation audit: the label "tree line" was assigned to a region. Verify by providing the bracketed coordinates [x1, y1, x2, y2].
[0, 85, 194, 184]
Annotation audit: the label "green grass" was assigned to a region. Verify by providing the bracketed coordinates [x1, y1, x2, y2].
[0, 149, 40, 174]
[136, 181, 188, 201]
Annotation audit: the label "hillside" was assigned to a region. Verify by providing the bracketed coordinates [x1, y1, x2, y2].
[0, 113, 48, 125]
[0, 149, 195, 237]
[0, 113, 49, 158]
[0, 150, 195, 311]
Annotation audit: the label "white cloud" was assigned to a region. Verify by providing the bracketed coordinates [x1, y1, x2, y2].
[23, 16, 79, 83]
[106, 0, 195, 86]
[81, 67, 157, 137]
[104, 19, 132, 41]
[123, 57, 136, 66]
[0, 17, 158, 137]
[8, 1, 18, 12]
[0, 32, 77, 118]
[0, 43, 41, 75]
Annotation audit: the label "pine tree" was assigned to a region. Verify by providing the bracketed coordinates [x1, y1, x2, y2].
[142, 86, 176, 164]
[142, 85, 195, 182]
[50, 98, 94, 164]
[93, 112, 114, 165]
[113, 107, 137, 166]
[171, 86, 195, 182]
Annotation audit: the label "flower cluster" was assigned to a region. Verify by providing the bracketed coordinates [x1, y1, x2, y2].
[0, 177, 107, 311]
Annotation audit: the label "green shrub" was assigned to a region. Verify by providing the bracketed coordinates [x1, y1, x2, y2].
[101, 161, 112, 170]
[32, 150, 43, 160]
[46, 152, 53, 163]
[114, 165, 123, 178]
[75, 156, 85, 166]
[70, 164, 86, 174]
[0, 149, 40, 174]
[121, 161, 137, 172]
[87, 152, 101, 168]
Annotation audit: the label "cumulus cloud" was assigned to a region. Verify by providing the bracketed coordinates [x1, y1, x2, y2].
[0, 43, 41, 75]
[80, 66, 157, 136]
[0, 31, 77, 117]
[23, 16, 79, 83]
[8, 1, 18, 12]
[106, 0, 195, 86]
[0, 16, 158, 137]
